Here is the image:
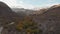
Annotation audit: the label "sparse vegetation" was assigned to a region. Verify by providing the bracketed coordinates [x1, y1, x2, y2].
[16, 16, 42, 34]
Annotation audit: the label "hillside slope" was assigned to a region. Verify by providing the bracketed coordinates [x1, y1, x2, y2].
[0, 2, 20, 26]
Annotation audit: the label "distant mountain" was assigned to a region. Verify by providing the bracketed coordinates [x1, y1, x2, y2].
[12, 8, 36, 20]
[12, 8, 36, 15]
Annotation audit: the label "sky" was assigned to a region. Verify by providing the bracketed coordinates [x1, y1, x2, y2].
[0, 0, 60, 9]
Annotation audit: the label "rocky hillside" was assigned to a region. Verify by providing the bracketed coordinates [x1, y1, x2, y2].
[1, 1, 60, 34]
[0, 2, 20, 26]
[33, 5, 60, 34]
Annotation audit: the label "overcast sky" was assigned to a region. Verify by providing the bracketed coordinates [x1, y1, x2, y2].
[0, 0, 60, 9]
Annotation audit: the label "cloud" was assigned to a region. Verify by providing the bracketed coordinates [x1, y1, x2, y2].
[0, 0, 35, 9]
[19, 1, 24, 4]
[48, 0, 53, 1]
[0, 0, 60, 9]
[0, 0, 17, 7]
